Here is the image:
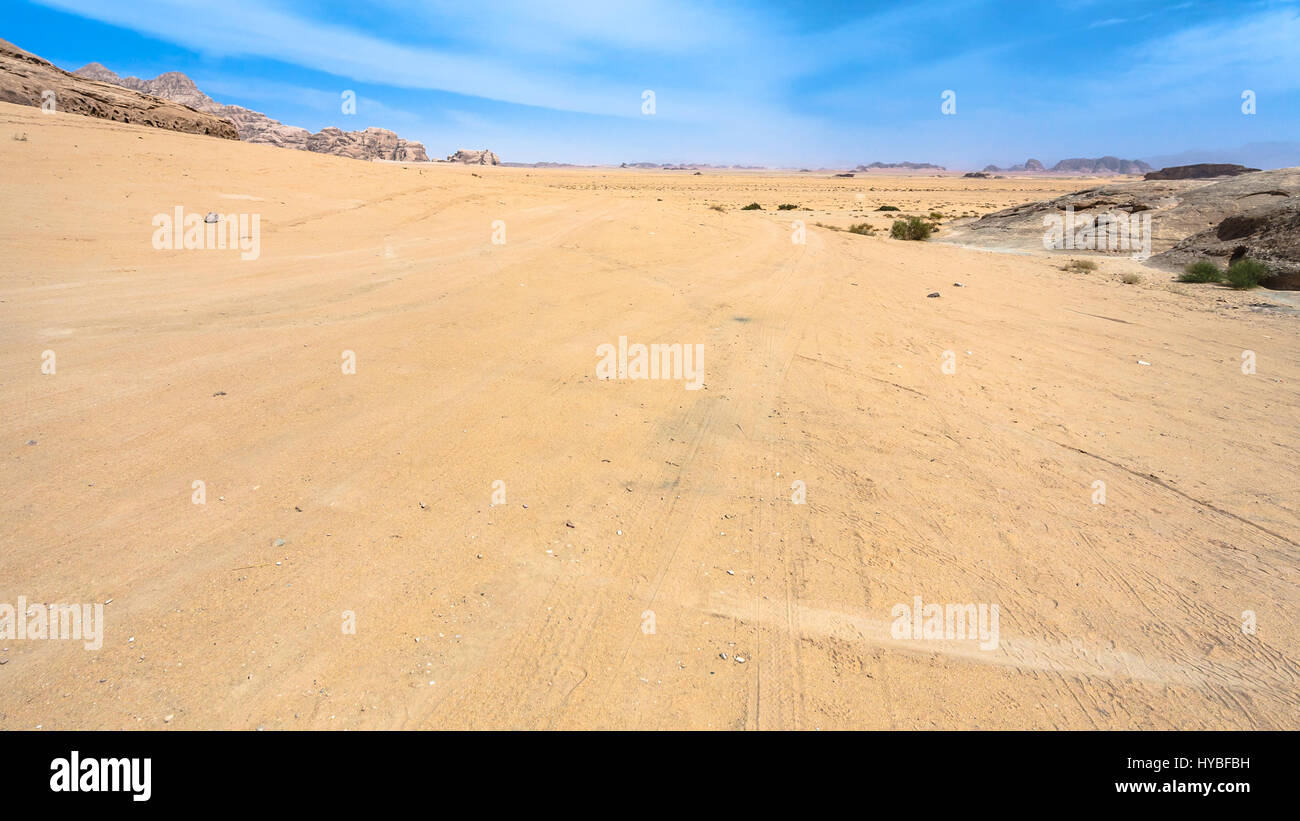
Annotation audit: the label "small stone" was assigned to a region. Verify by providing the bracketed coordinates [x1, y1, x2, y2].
[565, 521, 575, 528]
[419, 501, 427, 509]
[735, 656, 747, 663]
[953, 282, 965, 287]
[719, 652, 728, 660]
[273, 538, 286, 547]
[927, 292, 941, 298]
[164, 714, 173, 723]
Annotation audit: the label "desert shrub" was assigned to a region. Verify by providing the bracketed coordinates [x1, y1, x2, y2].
[847, 222, 874, 235]
[1063, 259, 1098, 273]
[1178, 260, 1222, 283]
[1226, 258, 1267, 289]
[929, 211, 944, 220]
[890, 217, 932, 240]
[814, 222, 842, 231]
[777, 203, 800, 210]
[1121, 273, 1143, 284]
[876, 205, 900, 211]
[740, 202, 762, 210]
[709, 204, 726, 212]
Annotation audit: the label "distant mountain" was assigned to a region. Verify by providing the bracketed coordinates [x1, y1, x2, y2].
[73, 62, 429, 162]
[0, 39, 237, 139]
[618, 162, 766, 170]
[1141, 142, 1300, 171]
[856, 161, 945, 170]
[983, 156, 1150, 174]
[1051, 156, 1152, 174]
[984, 158, 1045, 172]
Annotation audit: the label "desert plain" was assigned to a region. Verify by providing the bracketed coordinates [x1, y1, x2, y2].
[1, 102, 1297, 729]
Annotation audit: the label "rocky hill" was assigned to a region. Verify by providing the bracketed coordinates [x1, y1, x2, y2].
[73, 62, 428, 162]
[446, 149, 500, 165]
[0, 39, 237, 139]
[941, 168, 1300, 288]
[1144, 163, 1261, 180]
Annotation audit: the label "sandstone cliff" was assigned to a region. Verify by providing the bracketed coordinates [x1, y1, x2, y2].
[0, 40, 238, 139]
[73, 62, 429, 162]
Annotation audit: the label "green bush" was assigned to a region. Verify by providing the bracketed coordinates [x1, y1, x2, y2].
[740, 202, 762, 210]
[890, 217, 932, 241]
[876, 205, 900, 211]
[1178, 260, 1222, 283]
[929, 211, 944, 220]
[777, 203, 800, 210]
[1226, 258, 1267, 289]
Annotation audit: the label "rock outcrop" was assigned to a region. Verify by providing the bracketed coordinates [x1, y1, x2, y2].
[941, 167, 1300, 288]
[1144, 163, 1261, 180]
[72, 62, 428, 162]
[446, 149, 500, 165]
[0, 40, 238, 139]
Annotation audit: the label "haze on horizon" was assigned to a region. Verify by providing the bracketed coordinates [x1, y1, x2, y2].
[7, 0, 1300, 169]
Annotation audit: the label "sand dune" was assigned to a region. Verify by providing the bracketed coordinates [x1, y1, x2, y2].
[2, 103, 1297, 729]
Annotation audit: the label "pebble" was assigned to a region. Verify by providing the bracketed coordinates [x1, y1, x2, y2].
[927, 292, 941, 298]
[273, 538, 286, 547]
[565, 521, 575, 528]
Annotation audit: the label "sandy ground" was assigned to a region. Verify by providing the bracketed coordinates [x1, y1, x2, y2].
[2, 102, 1297, 730]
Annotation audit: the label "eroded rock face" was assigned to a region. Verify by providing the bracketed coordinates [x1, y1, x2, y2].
[1144, 163, 1261, 181]
[0, 41, 238, 139]
[446, 149, 500, 165]
[72, 62, 428, 162]
[941, 168, 1300, 288]
[1154, 197, 1300, 288]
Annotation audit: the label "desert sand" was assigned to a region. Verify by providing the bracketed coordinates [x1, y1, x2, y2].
[2, 102, 1297, 729]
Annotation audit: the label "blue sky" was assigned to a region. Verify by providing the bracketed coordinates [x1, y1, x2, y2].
[7, 0, 1299, 167]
